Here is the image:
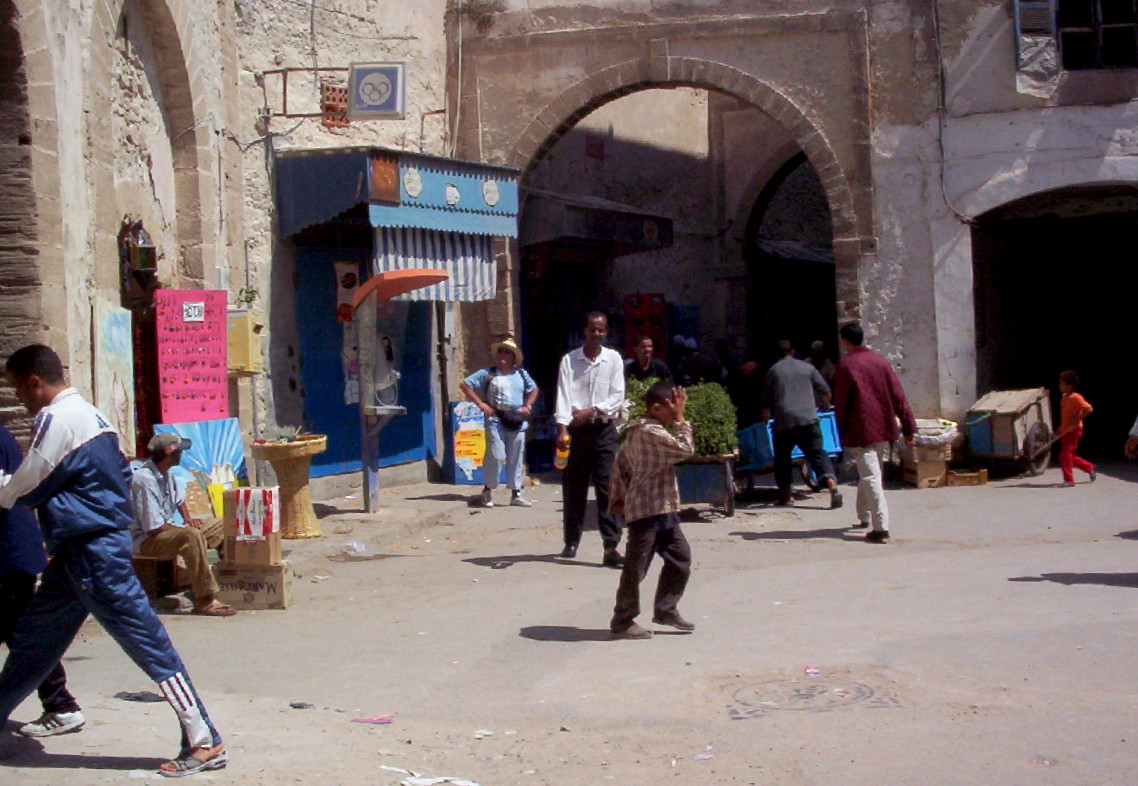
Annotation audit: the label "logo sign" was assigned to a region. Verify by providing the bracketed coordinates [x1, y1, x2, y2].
[182, 302, 205, 323]
[348, 63, 406, 120]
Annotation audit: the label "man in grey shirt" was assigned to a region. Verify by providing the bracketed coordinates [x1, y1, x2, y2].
[761, 340, 843, 508]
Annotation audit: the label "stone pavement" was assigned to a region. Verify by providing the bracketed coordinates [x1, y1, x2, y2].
[3, 462, 1138, 785]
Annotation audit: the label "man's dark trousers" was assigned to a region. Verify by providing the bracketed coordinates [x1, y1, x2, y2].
[562, 421, 621, 549]
[611, 514, 691, 631]
[772, 422, 835, 492]
[0, 571, 79, 715]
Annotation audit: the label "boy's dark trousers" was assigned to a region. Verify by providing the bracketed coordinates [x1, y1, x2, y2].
[0, 570, 80, 714]
[562, 421, 621, 549]
[611, 514, 691, 632]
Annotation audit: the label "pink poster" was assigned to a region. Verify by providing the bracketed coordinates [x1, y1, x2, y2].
[155, 290, 228, 423]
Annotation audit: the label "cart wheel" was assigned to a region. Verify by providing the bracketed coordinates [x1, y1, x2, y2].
[799, 462, 825, 492]
[1024, 421, 1052, 476]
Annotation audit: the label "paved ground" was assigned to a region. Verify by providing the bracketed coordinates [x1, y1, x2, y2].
[2, 461, 1138, 785]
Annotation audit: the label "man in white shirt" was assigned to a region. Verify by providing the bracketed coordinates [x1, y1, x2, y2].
[555, 312, 626, 566]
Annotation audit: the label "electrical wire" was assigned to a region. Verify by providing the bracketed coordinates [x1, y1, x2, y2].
[929, 0, 975, 225]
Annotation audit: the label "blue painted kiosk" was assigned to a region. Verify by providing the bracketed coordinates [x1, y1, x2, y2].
[274, 148, 519, 507]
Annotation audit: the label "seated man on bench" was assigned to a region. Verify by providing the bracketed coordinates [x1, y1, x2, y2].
[130, 433, 235, 617]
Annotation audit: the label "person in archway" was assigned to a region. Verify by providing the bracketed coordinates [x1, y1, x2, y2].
[624, 336, 671, 383]
[0, 344, 226, 777]
[761, 340, 843, 509]
[832, 323, 915, 543]
[806, 340, 836, 388]
[1056, 369, 1095, 487]
[555, 312, 625, 566]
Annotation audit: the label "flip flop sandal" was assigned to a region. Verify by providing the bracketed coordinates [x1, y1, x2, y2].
[193, 603, 237, 617]
[159, 749, 228, 778]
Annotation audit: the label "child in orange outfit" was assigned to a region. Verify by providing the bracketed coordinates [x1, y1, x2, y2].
[1057, 370, 1095, 487]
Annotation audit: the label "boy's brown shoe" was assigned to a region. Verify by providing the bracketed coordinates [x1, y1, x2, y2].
[611, 622, 653, 640]
[652, 613, 695, 632]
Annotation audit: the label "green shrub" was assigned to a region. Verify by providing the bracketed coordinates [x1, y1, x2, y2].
[623, 379, 738, 457]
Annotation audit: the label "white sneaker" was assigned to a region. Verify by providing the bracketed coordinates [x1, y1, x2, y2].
[478, 488, 494, 508]
[18, 710, 86, 737]
[510, 494, 533, 507]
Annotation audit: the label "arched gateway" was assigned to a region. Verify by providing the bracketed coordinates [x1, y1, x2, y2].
[455, 15, 877, 362]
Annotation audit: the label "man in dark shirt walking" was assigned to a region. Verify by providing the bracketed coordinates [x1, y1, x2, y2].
[0, 423, 85, 738]
[831, 323, 916, 543]
[761, 340, 842, 508]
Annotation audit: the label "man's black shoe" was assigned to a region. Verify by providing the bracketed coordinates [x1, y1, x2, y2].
[652, 613, 695, 632]
[865, 529, 890, 543]
[602, 550, 625, 568]
[830, 490, 844, 509]
[560, 543, 578, 559]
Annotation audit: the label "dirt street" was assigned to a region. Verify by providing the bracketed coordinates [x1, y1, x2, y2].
[3, 463, 1138, 785]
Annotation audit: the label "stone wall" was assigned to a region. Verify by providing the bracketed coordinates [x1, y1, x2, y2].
[0, 1, 38, 433]
[3, 0, 245, 433]
[233, 0, 450, 441]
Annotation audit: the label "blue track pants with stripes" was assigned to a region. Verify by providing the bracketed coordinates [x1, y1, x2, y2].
[0, 528, 221, 753]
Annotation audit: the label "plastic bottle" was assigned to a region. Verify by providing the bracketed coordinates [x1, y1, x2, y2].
[554, 436, 571, 470]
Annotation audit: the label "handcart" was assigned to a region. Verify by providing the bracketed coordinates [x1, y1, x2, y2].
[964, 387, 1053, 476]
[734, 410, 843, 493]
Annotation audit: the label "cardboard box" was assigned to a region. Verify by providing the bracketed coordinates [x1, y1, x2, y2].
[903, 459, 946, 489]
[946, 468, 988, 487]
[222, 487, 282, 565]
[223, 535, 282, 567]
[213, 561, 293, 610]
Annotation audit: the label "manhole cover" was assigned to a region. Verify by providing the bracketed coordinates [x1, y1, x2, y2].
[728, 678, 897, 719]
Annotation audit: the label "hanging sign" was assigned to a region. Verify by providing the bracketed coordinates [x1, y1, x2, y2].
[155, 290, 228, 422]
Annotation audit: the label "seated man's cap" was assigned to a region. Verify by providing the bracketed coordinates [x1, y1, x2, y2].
[148, 432, 192, 452]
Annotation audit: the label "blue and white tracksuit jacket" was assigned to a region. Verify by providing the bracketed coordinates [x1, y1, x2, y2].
[0, 388, 221, 752]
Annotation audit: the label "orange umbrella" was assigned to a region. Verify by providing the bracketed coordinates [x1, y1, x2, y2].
[352, 269, 449, 308]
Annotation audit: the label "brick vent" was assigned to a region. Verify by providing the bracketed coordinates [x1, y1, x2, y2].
[321, 81, 349, 128]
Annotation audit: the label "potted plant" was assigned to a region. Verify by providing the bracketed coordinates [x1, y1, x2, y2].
[624, 378, 739, 515]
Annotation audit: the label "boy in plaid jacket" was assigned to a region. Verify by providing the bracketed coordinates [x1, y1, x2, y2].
[608, 381, 696, 640]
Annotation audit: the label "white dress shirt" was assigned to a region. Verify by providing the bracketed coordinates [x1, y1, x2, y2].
[554, 345, 626, 426]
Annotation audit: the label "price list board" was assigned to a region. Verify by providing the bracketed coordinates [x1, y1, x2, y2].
[155, 290, 229, 423]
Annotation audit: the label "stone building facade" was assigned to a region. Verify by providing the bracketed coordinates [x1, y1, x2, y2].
[455, 0, 1138, 442]
[3, 1, 1136, 473]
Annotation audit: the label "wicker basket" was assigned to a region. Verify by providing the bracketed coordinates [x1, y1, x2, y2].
[251, 435, 327, 539]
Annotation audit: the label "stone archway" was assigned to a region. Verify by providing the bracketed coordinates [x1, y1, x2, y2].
[86, 0, 211, 291]
[0, 0, 41, 423]
[507, 57, 864, 329]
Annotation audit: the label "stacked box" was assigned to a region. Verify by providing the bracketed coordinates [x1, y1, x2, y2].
[221, 487, 283, 566]
[946, 468, 988, 486]
[213, 487, 291, 609]
[213, 561, 293, 610]
[903, 459, 946, 489]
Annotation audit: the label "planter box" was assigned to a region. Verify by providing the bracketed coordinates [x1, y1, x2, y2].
[676, 456, 735, 516]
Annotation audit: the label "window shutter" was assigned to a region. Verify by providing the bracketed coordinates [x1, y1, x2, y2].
[1014, 0, 1057, 68]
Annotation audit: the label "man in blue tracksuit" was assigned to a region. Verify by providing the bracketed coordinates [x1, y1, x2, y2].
[0, 345, 226, 778]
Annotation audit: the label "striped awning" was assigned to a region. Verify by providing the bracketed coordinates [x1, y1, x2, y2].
[373, 226, 496, 302]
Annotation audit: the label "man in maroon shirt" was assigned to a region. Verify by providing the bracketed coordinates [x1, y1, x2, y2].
[832, 323, 916, 543]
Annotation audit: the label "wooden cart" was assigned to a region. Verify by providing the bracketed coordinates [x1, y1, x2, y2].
[964, 388, 1053, 476]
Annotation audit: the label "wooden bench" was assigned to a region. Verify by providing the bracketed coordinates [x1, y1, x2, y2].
[131, 555, 192, 599]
